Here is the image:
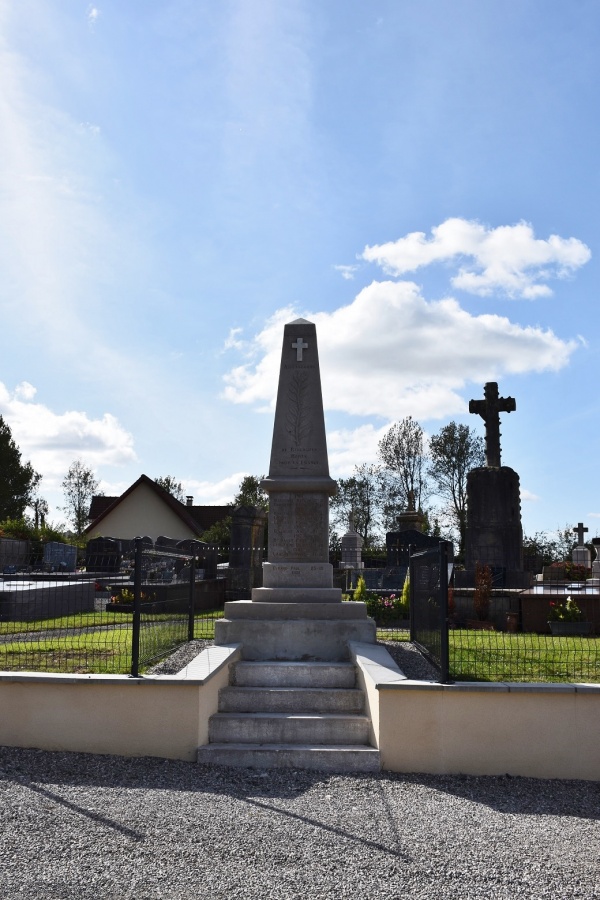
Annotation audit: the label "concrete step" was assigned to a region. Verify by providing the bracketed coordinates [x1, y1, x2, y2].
[219, 686, 365, 714]
[209, 712, 371, 745]
[232, 660, 357, 688]
[197, 742, 380, 773]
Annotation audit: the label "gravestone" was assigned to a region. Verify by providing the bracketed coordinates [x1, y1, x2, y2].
[340, 514, 363, 570]
[85, 537, 123, 573]
[572, 522, 591, 568]
[43, 541, 77, 573]
[464, 382, 524, 585]
[252, 319, 341, 603]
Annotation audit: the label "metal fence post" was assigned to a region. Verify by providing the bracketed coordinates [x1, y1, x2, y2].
[408, 544, 416, 642]
[188, 543, 198, 642]
[439, 540, 451, 684]
[131, 537, 143, 677]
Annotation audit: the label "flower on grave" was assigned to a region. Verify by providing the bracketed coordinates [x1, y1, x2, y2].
[548, 596, 584, 622]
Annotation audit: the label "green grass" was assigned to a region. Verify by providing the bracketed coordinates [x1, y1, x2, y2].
[376, 627, 410, 642]
[449, 629, 600, 683]
[0, 628, 133, 674]
[0, 608, 225, 674]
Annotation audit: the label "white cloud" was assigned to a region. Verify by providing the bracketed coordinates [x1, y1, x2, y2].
[521, 489, 540, 502]
[0, 382, 137, 484]
[183, 472, 248, 505]
[327, 424, 390, 476]
[87, 6, 100, 27]
[362, 219, 591, 299]
[588, 513, 600, 519]
[223, 280, 577, 420]
[333, 264, 359, 281]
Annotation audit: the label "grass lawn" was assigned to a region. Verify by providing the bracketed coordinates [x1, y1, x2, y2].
[0, 608, 225, 674]
[449, 629, 600, 683]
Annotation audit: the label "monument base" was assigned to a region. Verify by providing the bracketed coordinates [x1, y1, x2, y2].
[215, 600, 375, 660]
[254, 560, 341, 602]
[252, 587, 342, 603]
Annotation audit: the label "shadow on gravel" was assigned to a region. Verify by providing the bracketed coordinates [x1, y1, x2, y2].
[1, 747, 598, 826]
[398, 772, 600, 821]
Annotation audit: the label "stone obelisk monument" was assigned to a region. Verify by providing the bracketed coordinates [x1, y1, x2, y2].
[253, 318, 341, 603]
[214, 318, 374, 659]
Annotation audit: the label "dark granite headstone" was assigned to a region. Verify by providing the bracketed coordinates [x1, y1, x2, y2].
[386, 528, 442, 566]
[85, 537, 122, 573]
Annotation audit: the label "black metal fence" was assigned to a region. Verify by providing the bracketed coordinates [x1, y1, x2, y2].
[0, 540, 226, 676]
[409, 542, 451, 683]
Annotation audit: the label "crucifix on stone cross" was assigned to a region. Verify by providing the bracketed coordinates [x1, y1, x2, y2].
[573, 522, 588, 546]
[469, 382, 516, 468]
[291, 337, 308, 361]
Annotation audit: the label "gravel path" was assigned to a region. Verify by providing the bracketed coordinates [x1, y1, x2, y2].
[0, 746, 598, 899]
[147, 639, 440, 680]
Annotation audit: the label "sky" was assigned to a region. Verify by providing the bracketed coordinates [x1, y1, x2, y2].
[0, 0, 598, 539]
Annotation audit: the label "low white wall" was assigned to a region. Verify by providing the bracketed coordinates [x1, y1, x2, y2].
[350, 642, 600, 782]
[0, 645, 240, 762]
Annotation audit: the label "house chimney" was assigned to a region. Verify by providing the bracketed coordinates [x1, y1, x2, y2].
[186, 496, 193, 506]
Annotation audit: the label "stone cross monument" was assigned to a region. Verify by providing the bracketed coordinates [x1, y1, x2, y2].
[572, 522, 591, 569]
[469, 382, 516, 468]
[463, 381, 524, 584]
[252, 318, 341, 603]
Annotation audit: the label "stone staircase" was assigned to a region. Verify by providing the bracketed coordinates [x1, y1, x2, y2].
[197, 659, 380, 772]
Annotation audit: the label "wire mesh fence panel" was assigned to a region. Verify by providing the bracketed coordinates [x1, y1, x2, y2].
[449, 629, 600, 682]
[0, 552, 135, 674]
[0, 543, 228, 675]
[410, 543, 450, 682]
[448, 586, 600, 682]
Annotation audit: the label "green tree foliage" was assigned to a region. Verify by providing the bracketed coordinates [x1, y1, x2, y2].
[378, 416, 430, 520]
[523, 526, 578, 565]
[200, 475, 267, 548]
[62, 460, 101, 536]
[200, 516, 233, 548]
[154, 476, 185, 502]
[428, 422, 485, 557]
[0, 415, 41, 520]
[0, 517, 66, 543]
[233, 475, 268, 510]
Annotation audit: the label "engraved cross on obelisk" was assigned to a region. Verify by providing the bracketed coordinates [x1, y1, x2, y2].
[291, 337, 308, 361]
[469, 382, 516, 468]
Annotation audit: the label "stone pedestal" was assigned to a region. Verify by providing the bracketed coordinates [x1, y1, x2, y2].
[573, 546, 591, 569]
[465, 466, 523, 571]
[341, 524, 363, 570]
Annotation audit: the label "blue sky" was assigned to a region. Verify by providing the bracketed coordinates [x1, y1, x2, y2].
[0, 0, 598, 539]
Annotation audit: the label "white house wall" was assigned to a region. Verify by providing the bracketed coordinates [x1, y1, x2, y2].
[87, 482, 199, 541]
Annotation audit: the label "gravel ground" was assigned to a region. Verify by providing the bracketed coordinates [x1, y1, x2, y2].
[3, 644, 595, 898]
[147, 639, 439, 680]
[0, 746, 598, 899]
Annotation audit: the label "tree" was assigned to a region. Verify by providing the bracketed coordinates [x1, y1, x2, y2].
[428, 422, 485, 557]
[378, 416, 430, 513]
[0, 415, 41, 520]
[154, 476, 185, 502]
[330, 464, 384, 548]
[62, 460, 101, 535]
[30, 493, 49, 529]
[233, 475, 268, 510]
